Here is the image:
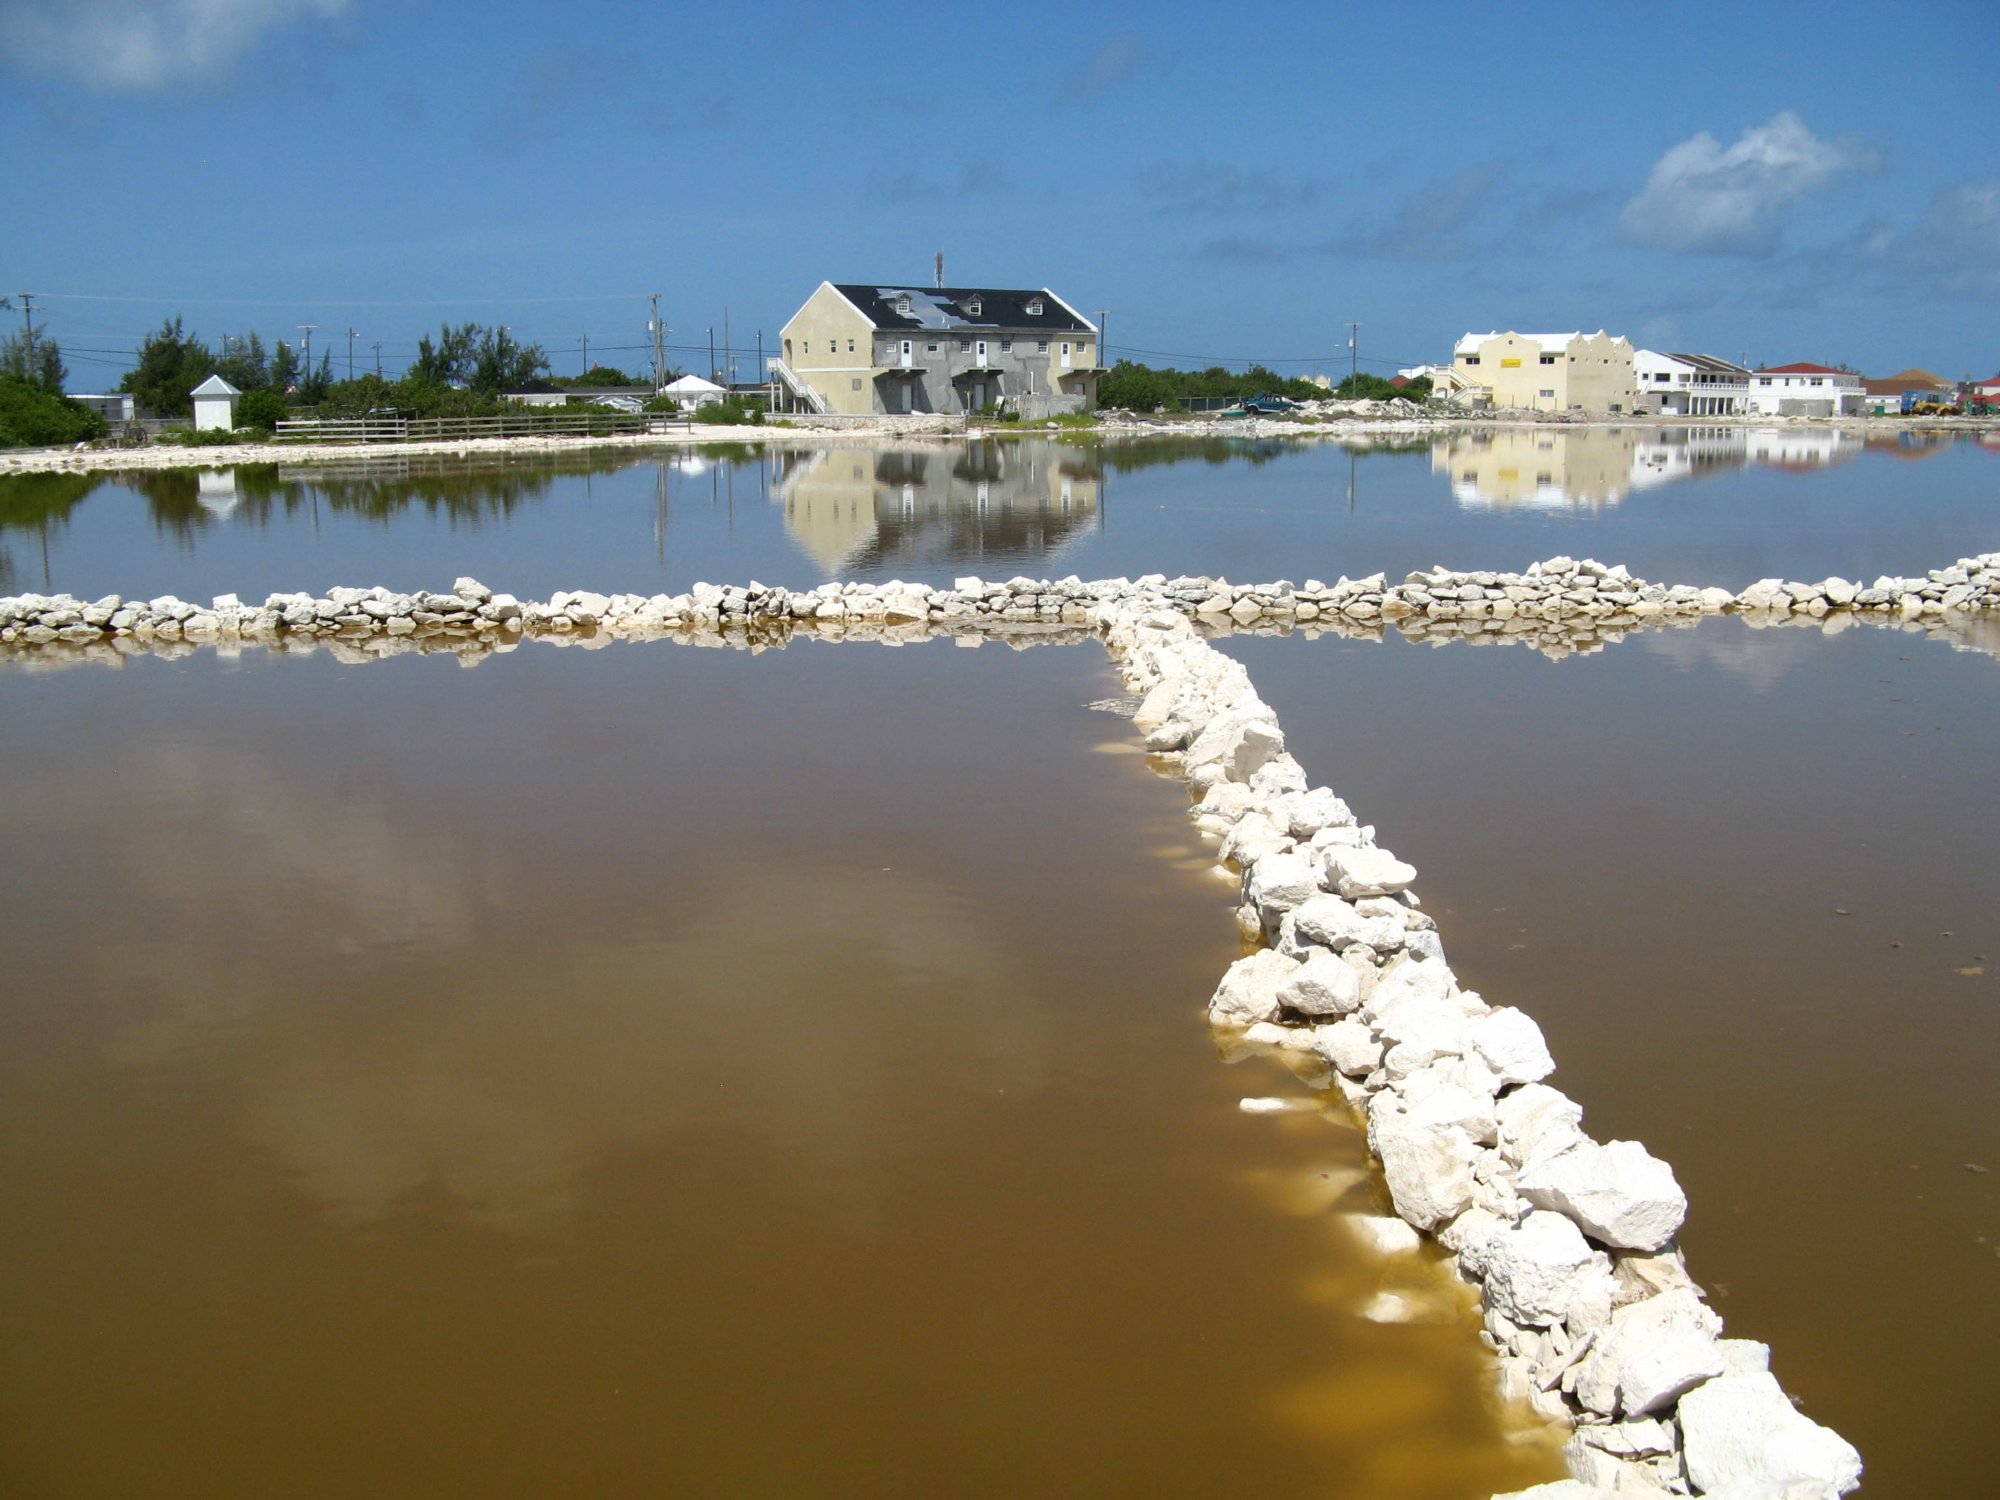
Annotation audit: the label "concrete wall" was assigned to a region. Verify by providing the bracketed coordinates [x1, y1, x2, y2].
[1455, 333, 1635, 415]
[779, 285, 881, 416]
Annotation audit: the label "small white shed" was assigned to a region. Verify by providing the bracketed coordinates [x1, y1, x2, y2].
[661, 374, 728, 409]
[191, 373, 241, 432]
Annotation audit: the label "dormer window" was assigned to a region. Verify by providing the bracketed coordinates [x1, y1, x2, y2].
[965, 296, 982, 318]
[1026, 297, 1044, 316]
[896, 294, 911, 316]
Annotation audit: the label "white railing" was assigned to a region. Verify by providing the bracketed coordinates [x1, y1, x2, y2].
[766, 358, 830, 414]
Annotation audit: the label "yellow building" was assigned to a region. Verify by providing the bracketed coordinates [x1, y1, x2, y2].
[1450, 331, 1635, 415]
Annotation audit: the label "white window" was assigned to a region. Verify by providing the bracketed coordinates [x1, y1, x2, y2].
[966, 297, 982, 317]
[896, 295, 911, 315]
[1464, 355, 1480, 366]
[927, 342, 939, 353]
[1539, 388, 1555, 398]
[958, 338, 971, 351]
[847, 339, 854, 353]
[1037, 340, 1048, 353]
[1026, 297, 1044, 316]
[1001, 340, 1012, 353]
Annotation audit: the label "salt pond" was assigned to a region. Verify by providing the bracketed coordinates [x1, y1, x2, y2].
[0, 638, 1558, 1499]
[2, 427, 1996, 602]
[1, 428, 1996, 1497]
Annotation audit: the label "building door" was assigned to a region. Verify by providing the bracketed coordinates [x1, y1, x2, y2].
[900, 382, 912, 414]
[900, 340, 912, 368]
[975, 340, 988, 367]
[1061, 341, 1072, 369]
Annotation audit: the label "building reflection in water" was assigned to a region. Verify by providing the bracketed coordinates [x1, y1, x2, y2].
[1435, 426, 1862, 511]
[773, 443, 1101, 573]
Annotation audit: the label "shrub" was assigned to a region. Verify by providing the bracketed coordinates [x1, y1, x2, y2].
[691, 397, 761, 426]
[0, 378, 109, 448]
[237, 388, 289, 429]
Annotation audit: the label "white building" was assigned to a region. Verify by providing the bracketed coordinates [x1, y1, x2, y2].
[1747, 363, 1865, 417]
[190, 373, 240, 432]
[662, 374, 728, 409]
[1633, 351, 1750, 416]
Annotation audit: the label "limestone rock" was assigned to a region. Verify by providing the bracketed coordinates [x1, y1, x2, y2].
[1314, 1017, 1381, 1076]
[1468, 1006, 1556, 1085]
[1371, 1110, 1477, 1230]
[1482, 1210, 1616, 1329]
[1276, 949, 1362, 1018]
[1678, 1371, 1862, 1496]
[1497, 1084, 1587, 1171]
[1289, 892, 1404, 952]
[1247, 850, 1319, 925]
[1324, 845, 1417, 898]
[1519, 1140, 1687, 1252]
[1573, 1287, 1724, 1417]
[1207, 949, 1299, 1026]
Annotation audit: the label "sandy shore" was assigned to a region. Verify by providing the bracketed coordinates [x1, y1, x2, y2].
[0, 410, 1991, 477]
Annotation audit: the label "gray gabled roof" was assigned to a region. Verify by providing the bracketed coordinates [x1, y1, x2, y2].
[1666, 352, 1750, 376]
[191, 373, 241, 397]
[832, 285, 1093, 334]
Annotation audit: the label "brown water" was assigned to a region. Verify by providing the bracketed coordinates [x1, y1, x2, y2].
[0, 639, 1559, 1499]
[1223, 619, 2000, 1499]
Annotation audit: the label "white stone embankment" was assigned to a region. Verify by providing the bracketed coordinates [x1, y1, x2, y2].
[3, 552, 1997, 656]
[1099, 607, 1864, 1500]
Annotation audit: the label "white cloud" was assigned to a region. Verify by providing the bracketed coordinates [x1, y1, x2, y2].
[1619, 111, 1872, 256]
[0, 0, 350, 90]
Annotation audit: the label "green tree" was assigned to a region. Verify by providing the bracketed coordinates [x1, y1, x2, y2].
[295, 350, 334, 404]
[470, 326, 549, 393]
[270, 338, 300, 394]
[412, 322, 479, 386]
[0, 326, 66, 393]
[215, 331, 271, 391]
[119, 317, 216, 417]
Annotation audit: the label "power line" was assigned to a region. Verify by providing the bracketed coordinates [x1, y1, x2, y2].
[33, 291, 652, 307]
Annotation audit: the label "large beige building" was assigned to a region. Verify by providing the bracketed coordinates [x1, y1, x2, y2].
[773, 282, 1100, 418]
[1449, 331, 1636, 415]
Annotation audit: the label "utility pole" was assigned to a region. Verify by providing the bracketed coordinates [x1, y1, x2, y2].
[648, 293, 664, 390]
[581, 334, 589, 375]
[1346, 322, 1360, 396]
[297, 324, 317, 377]
[346, 327, 356, 380]
[18, 293, 34, 368]
[756, 330, 764, 402]
[707, 327, 716, 385]
[723, 308, 732, 388]
[1096, 309, 1109, 368]
[372, 340, 382, 377]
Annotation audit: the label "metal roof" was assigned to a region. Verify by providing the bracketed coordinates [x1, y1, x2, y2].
[832, 285, 1093, 334]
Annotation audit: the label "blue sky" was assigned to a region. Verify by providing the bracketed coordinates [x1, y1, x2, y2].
[3, 0, 1996, 388]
